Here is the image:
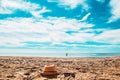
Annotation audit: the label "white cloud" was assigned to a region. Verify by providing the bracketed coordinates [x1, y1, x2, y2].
[0, 0, 50, 17]
[108, 0, 120, 23]
[0, 33, 52, 47]
[1, 17, 120, 48]
[31, 6, 51, 18]
[0, 0, 38, 13]
[94, 29, 120, 44]
[0, 17, 94, 47]
[80, 13, 91, 21]
[48, 0, 88, 10]
[0, 8, 13, 14]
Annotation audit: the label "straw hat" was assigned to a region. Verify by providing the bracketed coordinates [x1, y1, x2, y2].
[41, 64, 59, 76]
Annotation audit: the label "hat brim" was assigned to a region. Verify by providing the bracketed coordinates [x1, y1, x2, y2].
[41, 71, 59, 76]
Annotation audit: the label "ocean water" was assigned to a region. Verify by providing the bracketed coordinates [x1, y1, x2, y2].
[0, 52, 120, 58]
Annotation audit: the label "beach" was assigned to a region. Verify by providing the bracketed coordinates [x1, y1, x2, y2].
[0, 56, 120, 80]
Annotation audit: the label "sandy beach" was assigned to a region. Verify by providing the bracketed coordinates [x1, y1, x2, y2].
[0, 56, 120, 80]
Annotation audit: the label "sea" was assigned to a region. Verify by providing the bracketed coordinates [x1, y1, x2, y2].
[0, 52, 120, 58]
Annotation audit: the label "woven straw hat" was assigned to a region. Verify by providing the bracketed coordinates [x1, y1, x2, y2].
[41, 64, 59, 76]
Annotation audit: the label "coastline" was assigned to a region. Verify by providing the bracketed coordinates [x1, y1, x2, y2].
[1, 52, 120, 58]
[0, 56, 120, 80]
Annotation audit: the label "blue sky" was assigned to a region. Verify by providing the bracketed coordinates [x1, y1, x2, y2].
[0, 0, 120, 55]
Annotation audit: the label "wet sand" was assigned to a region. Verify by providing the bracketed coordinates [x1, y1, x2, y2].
[0, 56, 120, 80]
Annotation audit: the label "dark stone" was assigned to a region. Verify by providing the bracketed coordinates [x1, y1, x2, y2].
[63, 72, 75, 78]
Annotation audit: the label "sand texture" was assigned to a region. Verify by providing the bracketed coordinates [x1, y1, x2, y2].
[0, 56, 120, 80]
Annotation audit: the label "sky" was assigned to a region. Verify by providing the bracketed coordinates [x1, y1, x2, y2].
[0, 0, 120, 55]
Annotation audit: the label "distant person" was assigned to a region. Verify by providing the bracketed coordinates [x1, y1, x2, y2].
[66, 53, 68, 56]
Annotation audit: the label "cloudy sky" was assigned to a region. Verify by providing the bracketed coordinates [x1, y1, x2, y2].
[0, 0, 120, 55]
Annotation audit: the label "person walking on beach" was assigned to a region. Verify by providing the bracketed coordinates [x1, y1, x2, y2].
[66, 53, 68, 56]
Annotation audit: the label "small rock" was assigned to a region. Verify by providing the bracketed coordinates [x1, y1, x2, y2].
[63, 71, 75, 78]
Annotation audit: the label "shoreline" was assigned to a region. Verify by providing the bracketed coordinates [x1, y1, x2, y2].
[0, 52, 120, 58]
[0, 55, 120, 58]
